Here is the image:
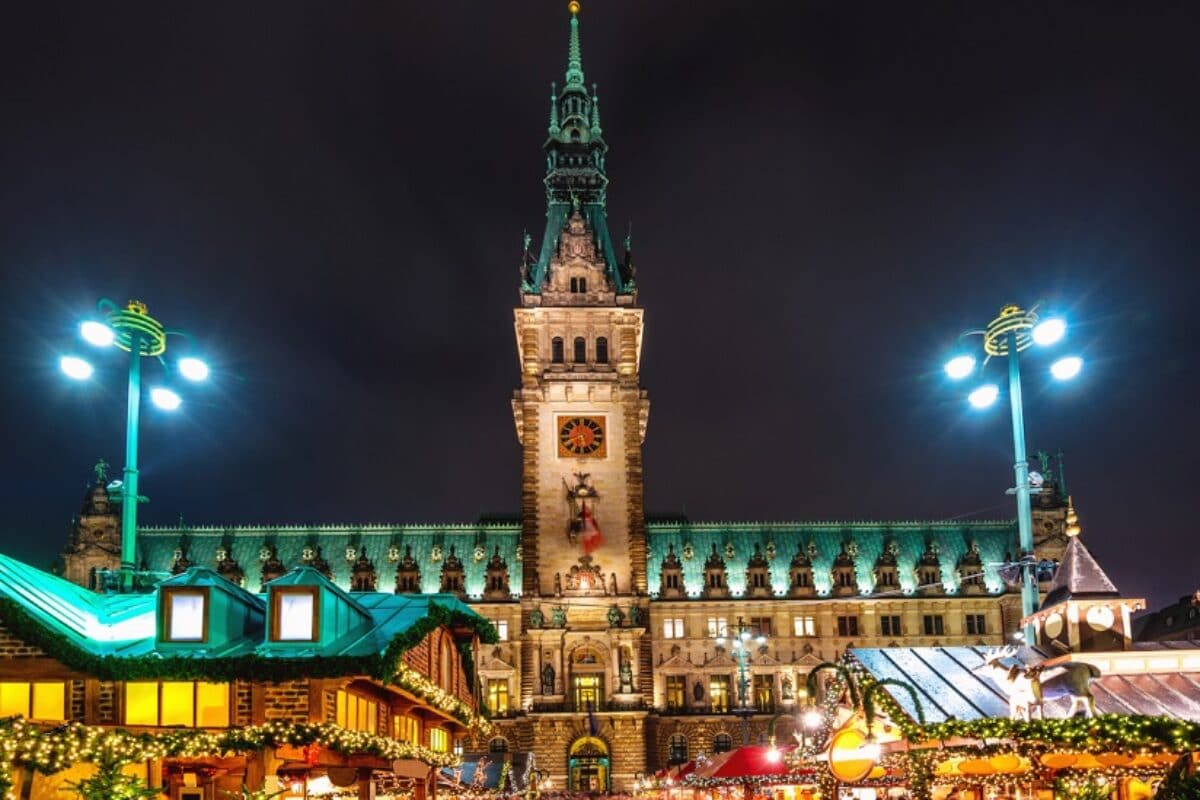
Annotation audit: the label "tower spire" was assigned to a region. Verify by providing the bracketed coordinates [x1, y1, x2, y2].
[566, 1, 585, 87]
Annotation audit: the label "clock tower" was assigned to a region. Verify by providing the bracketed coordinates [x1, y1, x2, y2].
[512, 1, 648, 599]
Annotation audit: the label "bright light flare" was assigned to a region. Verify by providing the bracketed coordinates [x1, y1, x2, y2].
[943, 354, 976, 380]
[178, 356, 210, 382]
[60, 355, 94, 380]
[1050, 356, 1083, 381]
[967, 384, 999, 409]
[150, 387, 182, 410]
[1032, 317, 1066, 346]
[803, 709, 824, 729]
[766, 747, 781, 763]
[80, 321, 115, 347]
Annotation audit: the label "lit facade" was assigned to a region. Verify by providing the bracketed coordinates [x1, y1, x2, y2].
[49, 5, 1078, 794]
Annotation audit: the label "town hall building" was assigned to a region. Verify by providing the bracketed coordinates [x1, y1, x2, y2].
[53, 4, 1075, 794]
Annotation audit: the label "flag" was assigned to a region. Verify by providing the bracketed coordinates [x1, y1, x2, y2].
[580, 502, 602, 554]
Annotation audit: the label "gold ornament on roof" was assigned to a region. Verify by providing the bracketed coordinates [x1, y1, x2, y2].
[1065, 495, 1081, 537]
[567, 1, 581, 14]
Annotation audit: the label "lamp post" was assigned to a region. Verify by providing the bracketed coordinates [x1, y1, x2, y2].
[715, 616, 767, 745]
[59, 299, 210, 591]
[942, 304, 1083, 641]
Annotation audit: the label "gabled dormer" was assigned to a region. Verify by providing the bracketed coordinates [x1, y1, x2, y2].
[745, 545, 773, 598]
[957, 540, 985, 594]
[157, 567, 264, 648]
[482, 546, 511, 601]
[788, 543, 815, 598]
[395, 546, 422, 593]
[440, 547, 467, 598]
[702, 544, 729, 599]
[832, 542, 857, 596]
[874, 541, 900, 592]
[264, 567, 371, 648]
[659, 544, 685, 598]
[915, 539, 943, 595]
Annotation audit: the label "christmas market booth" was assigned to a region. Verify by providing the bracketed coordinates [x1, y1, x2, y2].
[806, 534, 1200, 800]
[0, 554, 497, 800]
[667, 745, 819, 800]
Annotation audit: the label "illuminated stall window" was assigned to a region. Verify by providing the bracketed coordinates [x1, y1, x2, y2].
[123, 682, 229, 727]
[0, 682, 65, 722]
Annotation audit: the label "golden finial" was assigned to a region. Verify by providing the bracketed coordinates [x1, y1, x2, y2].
[568, 1, 581, 15]
[1064, 495, 1081, 537]
[126, 300, 149, 315]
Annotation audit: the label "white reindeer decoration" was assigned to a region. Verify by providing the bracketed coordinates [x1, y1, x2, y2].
[975, 646, 1100, 720]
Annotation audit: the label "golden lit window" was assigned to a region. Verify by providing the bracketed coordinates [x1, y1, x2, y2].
[0, 682, 65, 722]
[272, 587, 318, 642]
[487, 679, 509, 714]
[430, 727, 449, 753]
[163, 588, 207, 642]
[393, 714, 421, 744]
[123, 682, 229, 727]
[335, 689, 380, 733]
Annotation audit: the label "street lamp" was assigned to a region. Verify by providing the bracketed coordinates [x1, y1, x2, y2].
[715, 615, 767, 745]
[941, 303, 1083, 640]
[59, 299, 210, 590]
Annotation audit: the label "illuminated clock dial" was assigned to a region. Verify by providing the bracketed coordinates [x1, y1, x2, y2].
[558, 416, 605, 457]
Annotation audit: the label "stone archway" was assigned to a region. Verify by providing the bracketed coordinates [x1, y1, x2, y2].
[567, 736, 610, 793]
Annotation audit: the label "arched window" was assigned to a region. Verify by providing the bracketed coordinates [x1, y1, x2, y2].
[489, 737, 509, 754]
[595, 337, 608, 363]
[668, 734, 688, 765]
[574, 337, 586, 363]
[713, 733, 732, 753]
[551, 337, 564, 364]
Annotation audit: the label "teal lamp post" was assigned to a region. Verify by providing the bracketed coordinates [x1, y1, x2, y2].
[60, 299, 209, 590]
[715, 616, 767, 744]
[942, 304, 1083, 641]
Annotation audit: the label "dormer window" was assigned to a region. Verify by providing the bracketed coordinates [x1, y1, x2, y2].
[272, 587, 319, 642]
[162, 587, 208, 643]
[570, 277, 588, 293]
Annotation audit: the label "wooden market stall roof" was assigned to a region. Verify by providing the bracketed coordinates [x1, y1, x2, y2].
[850, 645, 1200, 722]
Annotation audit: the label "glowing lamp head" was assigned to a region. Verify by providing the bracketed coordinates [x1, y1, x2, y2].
[60, 355, 94, 380]
[756, 635, 767, 645]
[150, 387, 182, 411]
[766, 747, 781, 763]
[943, 354, 976, 380]
[80, 320, 115, 347]
[178, 356, 210, 382]
[967, 383, 999, 409]
[740, 630, 751, 641]
[715, 636, 725, 645]
[1050, 355, 1083, 381]
[1032, 317, 1066, 346]
[803, 708, 823, 729]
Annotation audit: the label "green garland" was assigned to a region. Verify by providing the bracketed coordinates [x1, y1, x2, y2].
[0, 597, 496, 728]
[0, 718, 463, 800]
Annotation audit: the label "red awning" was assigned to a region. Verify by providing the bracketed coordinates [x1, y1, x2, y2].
[689, 745, 809, 781]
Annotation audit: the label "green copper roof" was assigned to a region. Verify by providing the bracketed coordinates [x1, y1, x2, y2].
[0, 553, 492, 672]
[565, 8, 585, 87]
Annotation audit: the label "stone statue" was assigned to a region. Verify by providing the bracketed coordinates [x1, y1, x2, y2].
[693, 681, 705, 703]
[529, 608, 544, 629]
[607, 605, 622, 627]
[619, 656, 634, 693]
[627, 605, 642, 627]
[93, 458, 110, 484]
[610, 572, 618, 594]
[551, 605, 567, 628]
[541, 663, 555, 695]
[781, 676, 794, 701]
[598, 572, 607, 595]
[554, 572, 563, 596]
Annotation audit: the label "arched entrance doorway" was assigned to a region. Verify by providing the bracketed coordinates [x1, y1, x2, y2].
[568, 736, 610, 792]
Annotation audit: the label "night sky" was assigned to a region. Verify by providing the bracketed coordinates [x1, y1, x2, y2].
[1, 2, 1197, 611]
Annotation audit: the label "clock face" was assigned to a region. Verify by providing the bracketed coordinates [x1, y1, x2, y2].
[557, 416, 606, 457]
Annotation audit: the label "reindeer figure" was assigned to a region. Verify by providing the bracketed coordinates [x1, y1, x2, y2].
[975, 646, 1101, 720]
